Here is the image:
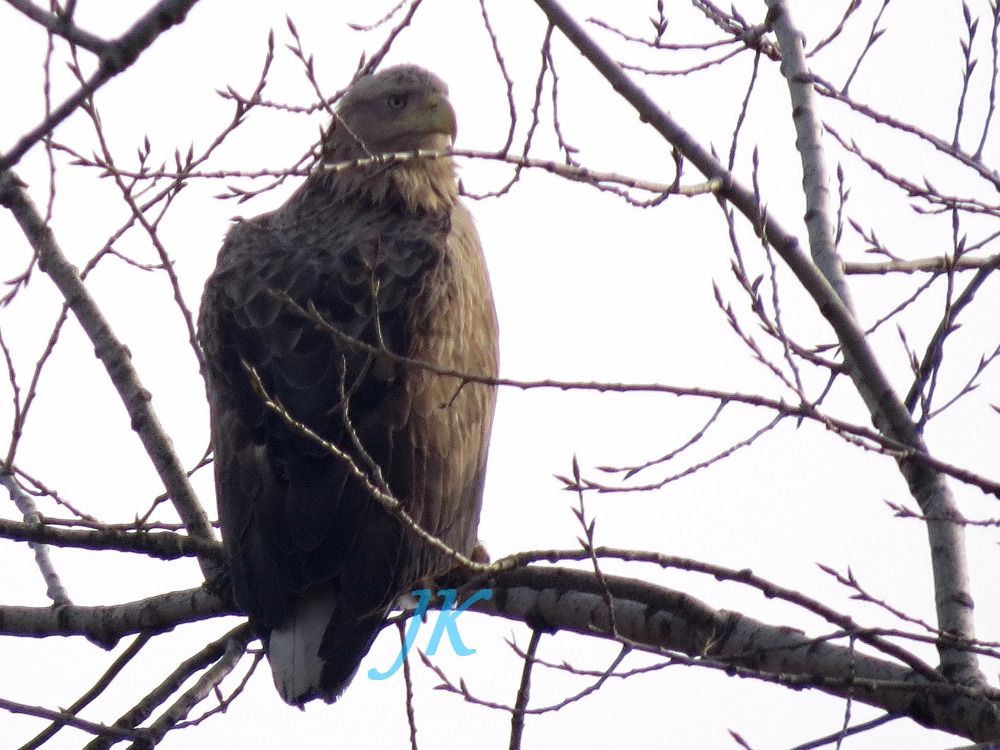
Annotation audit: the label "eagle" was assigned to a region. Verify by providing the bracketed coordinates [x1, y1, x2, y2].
[198, 65, 498, 706]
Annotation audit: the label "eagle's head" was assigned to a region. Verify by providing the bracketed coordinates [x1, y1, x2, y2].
[334, 65, 456, 154]
[320, 65, 460, 212]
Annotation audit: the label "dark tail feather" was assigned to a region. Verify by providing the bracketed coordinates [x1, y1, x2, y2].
[318, 604, 388, 699]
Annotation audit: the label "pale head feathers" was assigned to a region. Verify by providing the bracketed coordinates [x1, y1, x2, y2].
[320, 65, 459, 214]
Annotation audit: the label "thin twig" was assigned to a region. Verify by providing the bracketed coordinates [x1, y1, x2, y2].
[509, 629, 541, 750]
[0, 697, 151, 745]
[17, 632, 154, 750]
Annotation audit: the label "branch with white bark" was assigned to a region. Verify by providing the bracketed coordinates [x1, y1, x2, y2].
[531, 0, 981, 686]
[4, 557, 999, 740]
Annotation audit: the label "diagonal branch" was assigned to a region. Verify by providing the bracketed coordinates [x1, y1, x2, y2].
[1, 473, 71, 606]
[766, 0, 979, 684]
[17, 632, 154, 750]
[243, 363, 489, 574]
[124, 627, 252, 749]
[0, 0, 202, 171]
[903, 263, 998, 416]
[5, 0, 109, 54]
[0, 696, 151, 746]
[82, 624, 252, 750]
[0, 170, 218, 579]
[470, 564, 1000, 742]
[764, 0, 854, 311]
[530, 0, 980, 685]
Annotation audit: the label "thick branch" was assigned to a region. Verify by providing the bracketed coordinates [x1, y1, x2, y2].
[0, 171, 218, 579]
[5, 0, 109, 54]
[765, 0, 854, 311]
[0, 587, 229, 645]
[765, 0, 978, 682]
[5, 552, 1000, 741]
[530, 0, 980, 684]
[471, 565, 1000, 742]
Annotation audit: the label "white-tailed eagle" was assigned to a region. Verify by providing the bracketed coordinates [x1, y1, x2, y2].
[199, 65, 498, 705]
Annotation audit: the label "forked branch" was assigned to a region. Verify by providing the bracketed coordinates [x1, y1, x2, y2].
[531, 0, 981, 685]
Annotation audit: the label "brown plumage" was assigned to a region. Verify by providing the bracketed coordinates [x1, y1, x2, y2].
[198, 65, 498, 705]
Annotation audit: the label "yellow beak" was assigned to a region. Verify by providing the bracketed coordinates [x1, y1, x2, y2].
[420, 91, 457, 141]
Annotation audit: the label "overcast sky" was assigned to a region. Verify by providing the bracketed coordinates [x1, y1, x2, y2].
[2, 1, 999, 748]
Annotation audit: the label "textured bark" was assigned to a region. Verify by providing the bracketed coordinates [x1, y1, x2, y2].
[766, 0, 979, 683]
[0, 171, 218, 581]
[534, 0, 982, 687]
[474, 565, 1000, 741]
[0, 587, 230, 645]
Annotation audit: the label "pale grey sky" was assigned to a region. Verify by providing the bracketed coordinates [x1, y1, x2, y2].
[2, 1, 998, 748]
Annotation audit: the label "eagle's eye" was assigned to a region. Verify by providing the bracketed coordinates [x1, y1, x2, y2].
[386, 94, 409, 110]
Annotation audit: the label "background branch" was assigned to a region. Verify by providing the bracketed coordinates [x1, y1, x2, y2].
[0, 0, 203, 171]
[471, 565, 1000, 741]
[2, 2, 998, 746]
[531, 0, 982, 685]
[0, 171, 218, 577]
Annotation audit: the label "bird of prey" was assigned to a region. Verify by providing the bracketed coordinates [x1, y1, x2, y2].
[198, 64, 498, 706]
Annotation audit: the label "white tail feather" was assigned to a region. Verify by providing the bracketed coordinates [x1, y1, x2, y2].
[267, 584, 337, 705]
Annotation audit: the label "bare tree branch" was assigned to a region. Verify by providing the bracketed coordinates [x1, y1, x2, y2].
[765, 0, 854, 311]
[0, 516, 223, 561]
[17, 633, 154, 750]
[471, 565, 1000, 742]
[0, 0, 203, 171]
[0, 171, 218, 578]
[5, 0, 109, 54]
[0, 696, 151, 746]
[128, 627, 252, 749]
[530, 0, 983, 686]
[0, 587, 229, 643]
[1, 473, 70, 606]
[844, 254, 1000, 275]
[83, 624, 251, 750]
[508, 629, 541, 750]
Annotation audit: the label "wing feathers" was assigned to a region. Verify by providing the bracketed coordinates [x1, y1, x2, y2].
[199, 68, 497, 705]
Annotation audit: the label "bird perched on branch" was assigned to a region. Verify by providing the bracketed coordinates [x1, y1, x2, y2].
[198, 64, 498, 706]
